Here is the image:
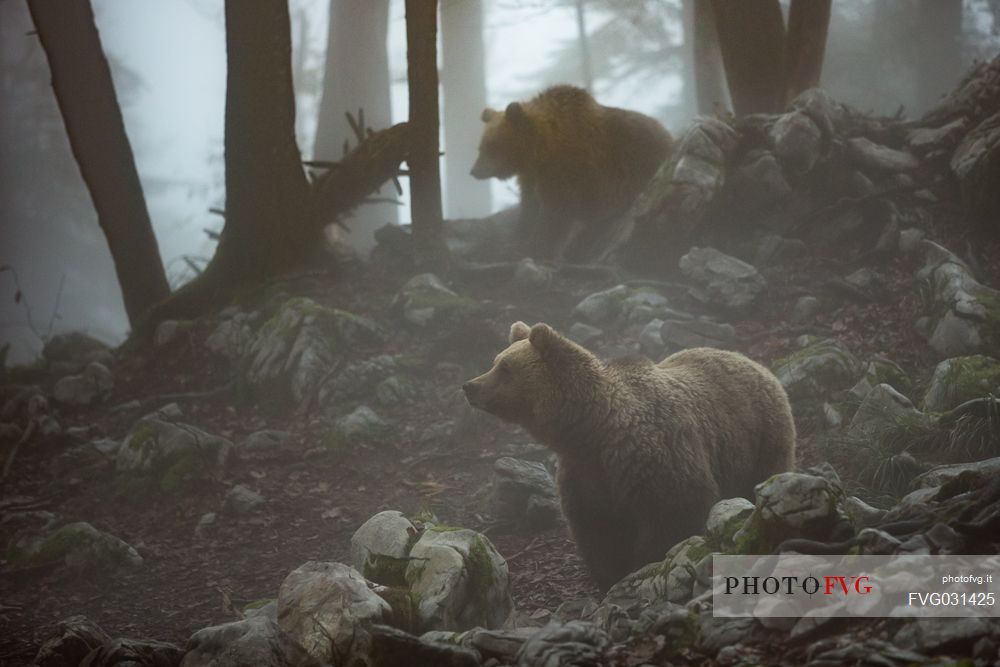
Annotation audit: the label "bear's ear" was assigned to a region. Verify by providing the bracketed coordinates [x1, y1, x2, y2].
[481, 107, 498, 123]
[505, 102, 530, 130]
[509, 321, 531, 343]
[528, 323, 561, 355]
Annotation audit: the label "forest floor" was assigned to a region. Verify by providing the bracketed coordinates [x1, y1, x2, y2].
[1, 214, 999, 664]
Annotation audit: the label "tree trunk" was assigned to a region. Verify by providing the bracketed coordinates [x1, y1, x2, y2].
[711, 0, 786, 116]
[405, 0, 449, 267]
[784, 0, 831, 105]
[575, 0, 594, 93]
[441, 0, 491, 219]
[687, 0, 730, 116]
[207, 0, 311, 285]
[314, 0, 396, 251]
[26, 0, 170, 327]
[913, 0, 963, 113]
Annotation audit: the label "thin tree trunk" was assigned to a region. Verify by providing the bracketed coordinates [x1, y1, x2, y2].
[784, 0, 831, 104]
[711, 0, 786, 115]
[405, 0, 449, 267]
[687, 0, 730, 116]
[314, 0, 396, 250]
[575, 0, 594, 93]
[26, 0, 170, 327]
[441, 0, 491, 218]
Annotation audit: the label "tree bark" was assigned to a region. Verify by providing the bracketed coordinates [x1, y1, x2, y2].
[405, 0, 449, 267]
[314, 0, 397, 249]
[711, 0, 786, 115]
[26, 0, 170, 327]
[687, 0, 730, 116]
[441, 0, 491, 218]
[784, 0, 831, 105]
[208, 0, 311, 285]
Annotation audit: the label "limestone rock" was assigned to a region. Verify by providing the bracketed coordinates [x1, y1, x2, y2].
[405, 527, 512, 631]
[277, 561, 389, 665]
[679, 247, 766, 312]
[492, 457, 560, 530]
[922, 355, 1000, 413]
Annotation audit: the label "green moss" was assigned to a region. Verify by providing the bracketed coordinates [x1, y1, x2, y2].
[375, 586, 422, 633]
[406, 287, 480, 322]
[126, 422, 157, 452]
[7, 524, 86, 569]
[464, 536, 496, 625]
[363, 554, 411, 587]
[242, 598, 274, 613]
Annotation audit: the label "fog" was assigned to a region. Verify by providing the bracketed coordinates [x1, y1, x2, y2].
[1, 0, 996, 364]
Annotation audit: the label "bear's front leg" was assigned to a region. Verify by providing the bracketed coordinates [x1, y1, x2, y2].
[557, 464, 635, 592]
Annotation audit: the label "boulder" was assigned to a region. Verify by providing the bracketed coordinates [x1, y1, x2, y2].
[705, 497, 755, 550]
[31, 615, 110, 666]
[492, 457, 560, 530]
[771, 338, 861, 400]
[246, 298, 381, 405]
[922, 355, 1000, 413]
[790, 296, 821, 325]
[237, 430, 289, 460]
[277, 561, 389, 666]
[951, 111, 1000, 225]
[223, 485, 264, 515]
[566, 323, 603, 346]
[115, 413, 232, 495]
[513, 258, 553, 290]
[771, 110, 823, 173]
[911, 456, 1000, 490]
[734, 472, 852, 553]
[53, 362, 114, 407]
[330, 406, 389, 447]
[515, 621, 612, 667]
[571, 285, 628, 325]
[181, 613, 320, 667]
[395, 274, 479, 327]
[916, 241, 1000, 357]
[848, 384, 927, 435]
[847, 137, 919, 172]
[405, 527, 512, 631]
[350, 511, 417, 585]
[679, 247, 766, 312]
[205, 313, 256, 360]
[42, 332, 113, 374]
[7, 521, 142, 573]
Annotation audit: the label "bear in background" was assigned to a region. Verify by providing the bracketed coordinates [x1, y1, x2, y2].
[463, 322, 796, 591]
[470, 86, 672, 260]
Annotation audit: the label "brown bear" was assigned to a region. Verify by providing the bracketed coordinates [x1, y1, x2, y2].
[469, 85, 672, 260]
[463, 322, 796, 591]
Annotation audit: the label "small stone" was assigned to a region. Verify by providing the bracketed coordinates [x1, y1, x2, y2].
[224, 485, 264, 515]
[660, 318, 735, 350]
[844, 268, 874, 290]
[572, 285, 628, 325]
[638, 318, 666, 358]
[679, 247, 766, 312]
[513, 258, 552, 289]
[790, 296, 821, 325]
[154, 320, 180, 346]
[239, 430, 290, 459]
[195, 512, 217, 539]
[898, 228, 925, 255]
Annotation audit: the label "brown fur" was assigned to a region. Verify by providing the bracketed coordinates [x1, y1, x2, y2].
[463, 322, 796, 591]
[470, 86, 672, 259]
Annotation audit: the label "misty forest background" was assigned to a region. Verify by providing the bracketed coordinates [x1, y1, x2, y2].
[2, 0, 999, 362]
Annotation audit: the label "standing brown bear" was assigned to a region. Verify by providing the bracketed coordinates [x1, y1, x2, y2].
[463, 322, 796, 591]
[470, 85, 672, 259]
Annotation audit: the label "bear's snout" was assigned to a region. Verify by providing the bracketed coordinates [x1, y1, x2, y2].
[469, 161, 488, 180]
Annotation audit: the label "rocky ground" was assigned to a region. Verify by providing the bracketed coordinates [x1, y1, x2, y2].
[3, 60, 1000, 666]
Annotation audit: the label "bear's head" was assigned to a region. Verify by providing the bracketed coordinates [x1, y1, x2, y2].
[463, 321, 600, 435]
[469, 102, 533, 181]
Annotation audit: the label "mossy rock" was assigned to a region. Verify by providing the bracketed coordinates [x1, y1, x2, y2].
[6, 522, 142, 572]
[772, 338, 861, 400]
[115, 416, 232, 496]
[923, 355, 1000, 413]
[396, 273, 480, 327]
